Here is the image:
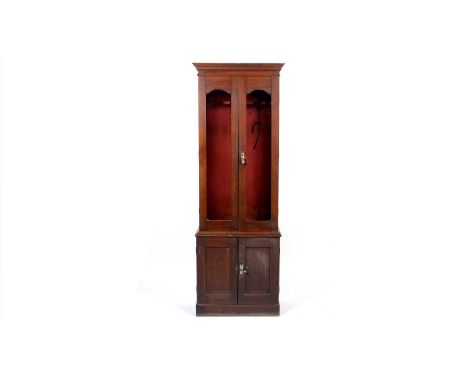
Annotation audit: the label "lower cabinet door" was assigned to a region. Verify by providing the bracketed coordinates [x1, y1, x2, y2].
[197, 237, 238, 304]
[238, 238, 279, 305]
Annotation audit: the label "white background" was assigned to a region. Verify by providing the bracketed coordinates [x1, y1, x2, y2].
[1, 0, 468, 380]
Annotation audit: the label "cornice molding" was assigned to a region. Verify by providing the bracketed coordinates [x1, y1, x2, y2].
[193, 63, 284, 73]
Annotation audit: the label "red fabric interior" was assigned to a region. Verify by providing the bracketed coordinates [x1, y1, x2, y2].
[206, 90, 231, 220]
[246, 91, 271, 221]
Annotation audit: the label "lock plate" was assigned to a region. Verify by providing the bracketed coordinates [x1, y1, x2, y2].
[239, 264, 248, 276]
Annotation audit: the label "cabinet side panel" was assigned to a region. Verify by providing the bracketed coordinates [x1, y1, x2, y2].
[198, 77, 207, 230]
[270, 76, 279, 230]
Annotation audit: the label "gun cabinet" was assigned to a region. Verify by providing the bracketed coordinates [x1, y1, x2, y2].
[194, 63, 284, 316]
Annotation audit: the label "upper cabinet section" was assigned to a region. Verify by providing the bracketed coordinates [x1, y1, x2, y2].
[195, 64, 283, 233]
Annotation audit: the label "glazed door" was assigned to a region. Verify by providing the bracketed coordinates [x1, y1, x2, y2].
[238, 76, 279, 231]
[199, 76, 239, 231]
[197, 237, 238, 304]
[238, 238, 279, 305]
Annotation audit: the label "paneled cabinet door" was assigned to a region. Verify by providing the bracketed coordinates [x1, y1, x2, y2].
[197, 237, 237, 304]
[238, 238, 279, 305]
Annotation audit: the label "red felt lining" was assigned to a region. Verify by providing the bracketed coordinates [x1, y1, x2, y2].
[206, 90, 231, 220]
[246, 91, 271, 221]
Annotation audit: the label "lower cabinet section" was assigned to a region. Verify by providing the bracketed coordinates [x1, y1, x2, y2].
[196, 236, 280, 316]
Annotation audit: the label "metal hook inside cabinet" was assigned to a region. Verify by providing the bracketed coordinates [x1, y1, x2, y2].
[251, 121, 261, 150]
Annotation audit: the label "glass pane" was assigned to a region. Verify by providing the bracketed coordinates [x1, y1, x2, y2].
[206, 90, 231, 220]
[246, 90, 271, 221]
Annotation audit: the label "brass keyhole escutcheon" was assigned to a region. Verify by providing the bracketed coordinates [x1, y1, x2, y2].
[240, 152, 246, 166]
[239, 264, 248, 276]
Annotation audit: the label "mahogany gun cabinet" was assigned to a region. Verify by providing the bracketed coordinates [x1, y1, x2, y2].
[194, 63, 284, 316]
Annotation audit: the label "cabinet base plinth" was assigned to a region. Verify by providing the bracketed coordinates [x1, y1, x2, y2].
[196, 304, 279, 316]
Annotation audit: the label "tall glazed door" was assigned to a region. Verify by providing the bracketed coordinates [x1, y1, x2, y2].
[199, 76, 239, 231]
[238, 76, 279, 231]
[238, 238, 279, 305]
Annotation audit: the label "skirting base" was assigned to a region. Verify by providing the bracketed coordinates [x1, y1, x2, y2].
[196, 304, 280, 316]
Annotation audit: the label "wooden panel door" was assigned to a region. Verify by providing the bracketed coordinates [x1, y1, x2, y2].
[199, 76, 239, 231]
[238, 76, 279, 231]
[197, 237, 237, 304]
[238, 238, 279, 305]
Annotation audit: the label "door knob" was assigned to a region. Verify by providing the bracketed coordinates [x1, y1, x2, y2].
[240, 152, 246, 166]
